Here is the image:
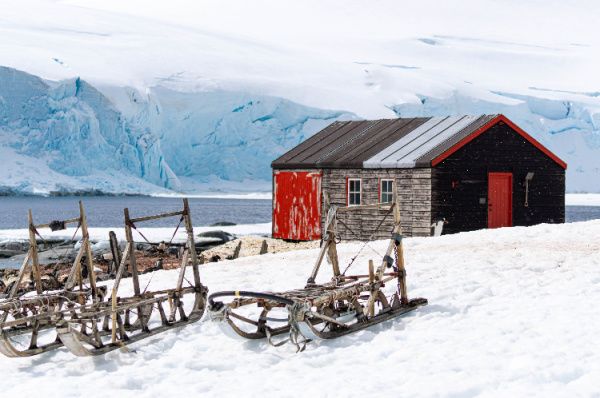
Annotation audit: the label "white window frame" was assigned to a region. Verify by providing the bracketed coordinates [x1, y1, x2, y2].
[380, 178, 394, 204]
[347, 178, 362, 206]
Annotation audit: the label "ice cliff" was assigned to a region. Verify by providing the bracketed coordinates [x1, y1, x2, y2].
[0, 67, 351, 195]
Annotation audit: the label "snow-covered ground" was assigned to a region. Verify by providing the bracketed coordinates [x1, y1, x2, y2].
[1, 0, 599, 194]
[0, 220, 599, 397]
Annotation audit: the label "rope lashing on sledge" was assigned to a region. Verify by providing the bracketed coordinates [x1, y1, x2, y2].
[128, 220, 152, 245]
[280, 302, 311, 352]
[129, 215, 184, 247]
[168, 216, 184, 246]
[340, 206, 394, 276]
[31, 221, 83, 282]
[392, 233, 403, 272]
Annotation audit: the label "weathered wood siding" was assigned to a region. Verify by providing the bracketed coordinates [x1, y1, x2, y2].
[431, 121, 565, 234]
[321, 168, 432, 240]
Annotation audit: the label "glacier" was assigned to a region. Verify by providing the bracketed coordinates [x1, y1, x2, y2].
[1, 66, 599, 194]
[0, 67, 352, 195]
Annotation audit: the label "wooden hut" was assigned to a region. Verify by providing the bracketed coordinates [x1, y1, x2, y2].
[271, 114, 566, 241]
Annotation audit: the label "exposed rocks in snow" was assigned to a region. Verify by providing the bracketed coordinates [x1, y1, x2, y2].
[0, 230, 319, 295]
[200, 235, 319, 262]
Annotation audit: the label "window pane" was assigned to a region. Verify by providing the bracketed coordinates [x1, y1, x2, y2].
[381, 180, 393, 203]
[348, 179, 361, 205]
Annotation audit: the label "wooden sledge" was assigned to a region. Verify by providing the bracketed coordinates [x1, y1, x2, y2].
[208, 195, 427, 351]
[0, 201, 102, 357]
[56, 198, 208, 356]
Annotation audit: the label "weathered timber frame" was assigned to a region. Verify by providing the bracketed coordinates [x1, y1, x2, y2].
[56, 198, 208, 356]
[208, 194, 427, 351]
[0, 201, 102, 357]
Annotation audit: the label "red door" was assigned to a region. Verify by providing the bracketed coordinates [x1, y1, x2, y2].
[273, 171, 322, 240]
[488, 172, 513, 228]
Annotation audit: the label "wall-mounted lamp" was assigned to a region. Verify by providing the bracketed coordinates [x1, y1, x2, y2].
[524, 172, 534, 207]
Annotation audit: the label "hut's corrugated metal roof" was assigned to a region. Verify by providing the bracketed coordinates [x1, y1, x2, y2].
[271, 114, 497, 169]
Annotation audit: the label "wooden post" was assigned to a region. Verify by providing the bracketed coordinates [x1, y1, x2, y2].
[182, 199, 201, 287]
[393, 194, 408, 304]
[259, 240, 268, 255]
[124, 208, 141, 296]
[108, 231, 121, 274]
[327, 239, 340, 277]
[79, 201, 97, 301]
[28, 210, 43, 295]
[64, 242, 86, 291]
[231, 241, 242, 259]
[307, 205, 338, 285]
[324, 196, 340, 277]
[307, 239, 329, 285]
[367, 259, 375, 317]
[322, 191, 330, 239]
[111, 242, 131, 343]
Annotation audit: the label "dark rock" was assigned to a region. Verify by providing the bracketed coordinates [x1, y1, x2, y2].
[0, 250, 24, 259]
[210, 221, 236, 227]
[195, 230, 237, 252]
[96, 273, 111, 282]
[41, 275, 60, 291]
[198, 230, 235, 240]
[0, 240, 29, 252]
[135, 243, 154, 251]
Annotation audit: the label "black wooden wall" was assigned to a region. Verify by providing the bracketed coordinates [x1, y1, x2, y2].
[431, 122, 565, 234]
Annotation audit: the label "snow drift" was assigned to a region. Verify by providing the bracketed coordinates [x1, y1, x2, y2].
[0, 220, 598, 397]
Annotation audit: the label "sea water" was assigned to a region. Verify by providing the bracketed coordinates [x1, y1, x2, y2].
[0, 196, 272, 229]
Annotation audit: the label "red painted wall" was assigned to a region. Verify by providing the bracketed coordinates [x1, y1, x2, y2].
[273, 171, 322, 240]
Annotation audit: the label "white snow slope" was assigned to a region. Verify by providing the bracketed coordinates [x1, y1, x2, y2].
[0, 220, 599, 397]
[1, 0, 600, 194]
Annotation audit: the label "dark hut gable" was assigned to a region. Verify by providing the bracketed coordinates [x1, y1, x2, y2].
[431, 121, 565, 234]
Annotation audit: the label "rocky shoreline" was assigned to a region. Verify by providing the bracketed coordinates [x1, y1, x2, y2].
[0, 230, 318, 296]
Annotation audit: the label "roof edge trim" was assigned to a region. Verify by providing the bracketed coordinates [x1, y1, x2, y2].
[430, 114, 567, 169]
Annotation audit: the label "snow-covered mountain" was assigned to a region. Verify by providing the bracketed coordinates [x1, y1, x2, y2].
[0, 0, 599, 194]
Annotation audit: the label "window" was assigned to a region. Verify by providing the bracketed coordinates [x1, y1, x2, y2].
[380, 179, 394, 203]
[347, 178, 361, 206]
